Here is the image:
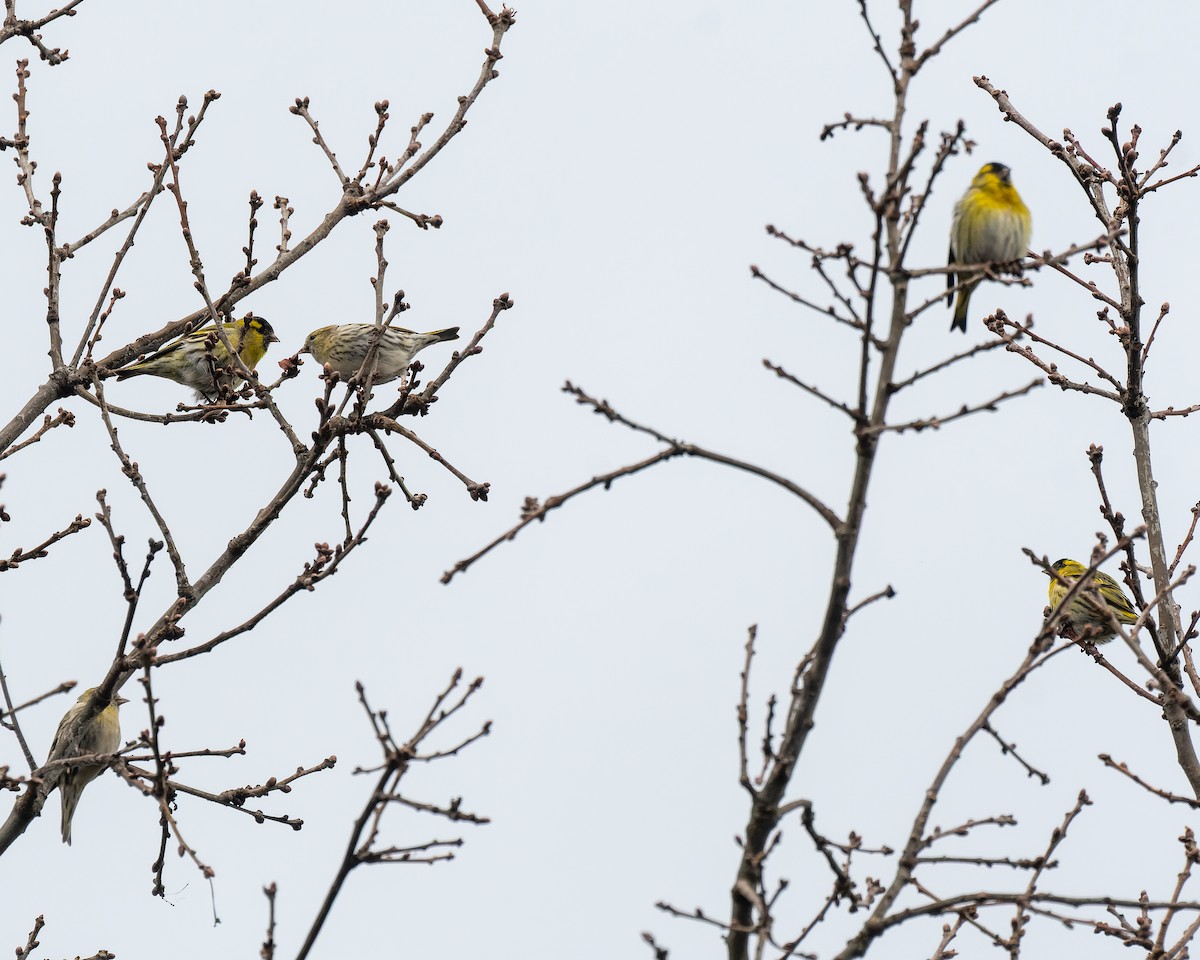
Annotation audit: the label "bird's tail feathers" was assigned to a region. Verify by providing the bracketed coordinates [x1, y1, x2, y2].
[60, 786, 77, 845]
[950, 299, 968, 333]
[949, 278, 978, 333]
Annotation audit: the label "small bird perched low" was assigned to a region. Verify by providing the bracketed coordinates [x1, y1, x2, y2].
[48, 687, 129, 845]
[1045, 558, 1139, 643]
[114, 315, 279, 400]
[948, 162, 1032, 333]
[300, 324, 460, 385]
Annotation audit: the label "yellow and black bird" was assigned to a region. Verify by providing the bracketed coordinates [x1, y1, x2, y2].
[948, 162, 1032, 333]
[1045, 558, 1139, 643]
[115, 315, 279, 400]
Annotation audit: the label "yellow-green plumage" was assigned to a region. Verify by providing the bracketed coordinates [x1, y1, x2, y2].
[115, 315, 279, 400]
[300, 323, 460, 384]
[48, 687, 128, 845]
[948, 162, 1032, 333]
[1046, 558, 1138, 644]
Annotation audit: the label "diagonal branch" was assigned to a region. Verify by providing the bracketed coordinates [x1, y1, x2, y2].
[867, 378, 1042, 435]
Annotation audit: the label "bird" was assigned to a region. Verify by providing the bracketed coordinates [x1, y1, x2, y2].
[948, 162, 1032, 332]
[114, 315, 279, 400]
[300, 324, 460, 385]
[1045, 558, 1139, 643]
[48, 687, 129, 845]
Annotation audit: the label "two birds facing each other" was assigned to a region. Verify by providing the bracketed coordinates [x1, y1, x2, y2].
[113, 319, 461, 400]
[41, 558, 1138, 845]
[108, 161, 1026, 396]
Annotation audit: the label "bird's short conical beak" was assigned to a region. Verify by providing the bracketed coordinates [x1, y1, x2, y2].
[298, 344, 310, 354]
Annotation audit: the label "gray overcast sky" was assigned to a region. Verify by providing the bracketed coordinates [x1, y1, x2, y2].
[4, 2, 1200, 957]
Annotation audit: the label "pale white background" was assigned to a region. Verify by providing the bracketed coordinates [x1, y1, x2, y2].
[2, 1, 1199, 957]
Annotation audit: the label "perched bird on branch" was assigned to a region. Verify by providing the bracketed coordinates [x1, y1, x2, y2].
[300, 323, 460, 384]
[948, 162, 1032, 333]
[1045, 558, 1139, 643]
[114, 315, 279, 400]
[48, 687, 128, 845]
